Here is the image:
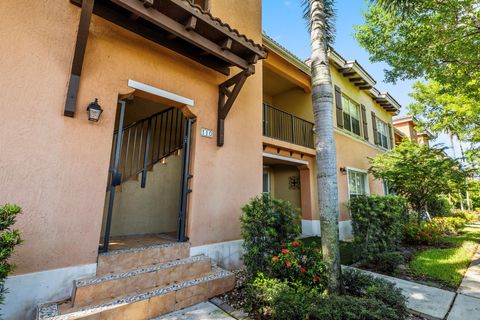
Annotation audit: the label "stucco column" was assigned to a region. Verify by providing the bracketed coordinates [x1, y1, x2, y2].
[299, 165, 314, 220]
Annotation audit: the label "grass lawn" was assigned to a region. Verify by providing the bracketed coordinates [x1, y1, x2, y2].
[300, 236, 355, 265]
[409, 224, 480, 287]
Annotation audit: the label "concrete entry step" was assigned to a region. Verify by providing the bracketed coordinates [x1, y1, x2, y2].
[73, 255, 212, 308]
[37, 267, 235, 320]
[96, 242, 190, 276]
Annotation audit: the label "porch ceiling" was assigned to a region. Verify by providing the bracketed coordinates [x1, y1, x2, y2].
[263, 67, 298, 97]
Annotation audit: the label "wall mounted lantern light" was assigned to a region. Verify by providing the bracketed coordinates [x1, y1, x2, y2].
[87, 98, 103, 122]
[339, 167, 347, 175]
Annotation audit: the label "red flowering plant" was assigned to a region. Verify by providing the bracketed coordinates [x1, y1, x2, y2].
[403, 222, 440, 245]
[270, 240, 326, 289]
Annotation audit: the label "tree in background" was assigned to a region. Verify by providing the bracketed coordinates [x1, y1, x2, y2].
[369, 140, 466, 218]
[0, 204, 22, 310]
[408, 80, 480, 209]
[356, 0, 480, 100]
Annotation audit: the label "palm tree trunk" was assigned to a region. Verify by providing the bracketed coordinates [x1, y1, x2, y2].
[308, 0, 342, 293]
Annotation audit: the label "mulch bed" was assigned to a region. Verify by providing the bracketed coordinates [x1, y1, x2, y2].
[216, 268, 427, 320]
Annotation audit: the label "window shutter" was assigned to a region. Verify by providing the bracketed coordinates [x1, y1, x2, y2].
[334, 85, 343, 128]
[371, 112, 378, 145]
[387, 123, 393, 149]
[361, 104, 369, 141]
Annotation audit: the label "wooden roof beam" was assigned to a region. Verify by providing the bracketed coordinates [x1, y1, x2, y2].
[358, 85, 372, 90]
[112, 0, 250, 70]
[220, 38, 232, 51]
[349, 77, 363, 83]
[185, 16, 197, 31]
[342, 71, 356, 77]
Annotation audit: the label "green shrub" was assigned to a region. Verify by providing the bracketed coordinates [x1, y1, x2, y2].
[370, 252, 404, 273]
[350, 195, 408, 262]
[246, 270, 408, 320]
[427, 196, 452, 217]
[451, 210, 478, 223]
[403, 222, 441, 245]
[271, 240, 326, 289]
[240, 193, 300, 278]
[308, 294, 402, 320]
[429, 217, 465, 235]
[0, 204, 23, 308]
[342, 268, 408, 318]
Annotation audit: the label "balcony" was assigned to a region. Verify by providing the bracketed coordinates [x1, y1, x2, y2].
[263, 104, 314, 148]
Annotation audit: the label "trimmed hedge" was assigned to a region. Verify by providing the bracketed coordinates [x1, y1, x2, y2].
[350, 195, 408, 263]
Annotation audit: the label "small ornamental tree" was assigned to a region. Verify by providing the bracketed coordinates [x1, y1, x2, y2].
[369, 140, 466, 217]
[0, 204, 23, 308]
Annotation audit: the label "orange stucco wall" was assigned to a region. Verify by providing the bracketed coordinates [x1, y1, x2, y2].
[0, 0, 262, 275]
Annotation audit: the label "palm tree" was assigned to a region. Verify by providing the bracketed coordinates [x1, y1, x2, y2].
[301, 0, 414, 293]
[302, 0, 341, 293]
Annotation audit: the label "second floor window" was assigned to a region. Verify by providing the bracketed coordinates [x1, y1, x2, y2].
[342, 95, 361, 136]
[376, 119, 389, 149]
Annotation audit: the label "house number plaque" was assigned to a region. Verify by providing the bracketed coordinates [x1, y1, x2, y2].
[200, 128, 214, 138]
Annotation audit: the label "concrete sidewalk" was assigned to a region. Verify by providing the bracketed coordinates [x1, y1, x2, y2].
[447, 244, 480, 320]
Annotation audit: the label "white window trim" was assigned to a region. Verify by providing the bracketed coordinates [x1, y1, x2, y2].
[375, 118, 390, 150]
[341, 94, 362, 137]
[263, 168, 271, 193]
[346, 167, 370, 199]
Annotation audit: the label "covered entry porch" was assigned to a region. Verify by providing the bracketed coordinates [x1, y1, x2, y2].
[262, 144, 319, 237]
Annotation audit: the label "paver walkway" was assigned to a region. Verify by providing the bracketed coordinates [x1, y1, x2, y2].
[347, 267, 456, 319]
[154, 302, 235, 320]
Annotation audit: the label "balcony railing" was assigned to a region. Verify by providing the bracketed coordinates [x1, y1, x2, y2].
[263, 104, 314, 148]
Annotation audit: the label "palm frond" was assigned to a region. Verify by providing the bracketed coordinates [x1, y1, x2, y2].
[301, 0, 336, 46]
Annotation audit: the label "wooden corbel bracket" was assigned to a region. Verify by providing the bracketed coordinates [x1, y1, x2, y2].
[64, 0, 94, 117]
[217, 65, 255, 146]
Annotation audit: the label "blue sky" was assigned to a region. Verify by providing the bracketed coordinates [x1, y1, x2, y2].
[262, 0, 457, 154]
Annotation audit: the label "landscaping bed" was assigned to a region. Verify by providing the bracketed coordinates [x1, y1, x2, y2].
[216, 268, 427, 320]
[351, 224, 480, 291]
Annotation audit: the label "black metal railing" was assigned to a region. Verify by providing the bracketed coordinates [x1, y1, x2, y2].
[263, 104, 314, 148]
[108, 107, 185, 188]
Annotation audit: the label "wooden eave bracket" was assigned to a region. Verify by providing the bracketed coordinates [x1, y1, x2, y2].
[217, 65, 255, 146]
[64, 0, 94, 117]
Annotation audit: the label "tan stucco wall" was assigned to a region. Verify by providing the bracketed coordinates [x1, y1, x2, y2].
[1, 0, 262, 275]
[395, 122, 417, 142]
[334, 132, 385, 221]
[269, 165, 302, 211]
[102, 153, 182, 238]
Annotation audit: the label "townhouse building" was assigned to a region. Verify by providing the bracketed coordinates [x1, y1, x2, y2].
[1, 1, 402, 319]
